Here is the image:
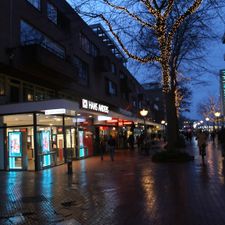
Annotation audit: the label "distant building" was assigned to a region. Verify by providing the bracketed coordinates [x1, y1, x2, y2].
[142, 82, 165, 123]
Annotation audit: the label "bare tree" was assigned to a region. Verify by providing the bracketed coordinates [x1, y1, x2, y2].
[197, 96, 220, 121]
[71, 0, 224, 149]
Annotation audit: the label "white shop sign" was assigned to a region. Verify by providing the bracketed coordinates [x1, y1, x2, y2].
[82, 99, 109, 114]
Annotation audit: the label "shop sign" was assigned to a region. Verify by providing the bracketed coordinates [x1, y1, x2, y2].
[97, 115, 112, 121]
[81, 99, 109, 114]
[45, 108, 66, 115]
[107, 119, 118, 123]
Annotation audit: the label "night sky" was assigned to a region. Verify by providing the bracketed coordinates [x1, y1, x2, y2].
[68, 1, 225, 120]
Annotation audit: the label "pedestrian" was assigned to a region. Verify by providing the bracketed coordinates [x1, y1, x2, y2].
[108, 135, 116, 161]
[100, 139, 106, 160]
[211, 131, 215, 142]
[127, 134, 134, 150]
[196, 130, 208, 155]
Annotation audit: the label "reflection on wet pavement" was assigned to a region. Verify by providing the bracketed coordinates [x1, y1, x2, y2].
[1, 139, 225, 224]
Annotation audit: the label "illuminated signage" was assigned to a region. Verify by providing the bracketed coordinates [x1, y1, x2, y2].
[107, 119, 118, 123]
[97, 115, 112, 121]
[45, 108, 66, 115]
[8, 132, 22, 157]
[82, 99, 109, 114]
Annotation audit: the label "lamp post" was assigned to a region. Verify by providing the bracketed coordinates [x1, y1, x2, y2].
[140, 109, 148, 134]
[214, 112, 221, 130]
[205, 117, 209, 131]
[161, 120, 166, 141]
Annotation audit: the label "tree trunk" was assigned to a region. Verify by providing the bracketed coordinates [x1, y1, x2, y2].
[161, 59, 179, 150]
[164, 90, 179, 150]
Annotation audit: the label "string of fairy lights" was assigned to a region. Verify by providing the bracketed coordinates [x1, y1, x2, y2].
[100, 0, 203, 95]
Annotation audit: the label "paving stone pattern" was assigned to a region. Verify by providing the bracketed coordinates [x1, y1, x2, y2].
[1, 139, 225, 225]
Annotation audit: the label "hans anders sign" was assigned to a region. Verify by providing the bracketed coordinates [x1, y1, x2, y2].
[81, 99, 109, 114]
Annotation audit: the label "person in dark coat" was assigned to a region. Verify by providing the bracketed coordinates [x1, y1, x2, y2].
[108, 135, 116, 161]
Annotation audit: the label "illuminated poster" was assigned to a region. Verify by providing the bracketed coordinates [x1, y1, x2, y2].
[42, 131, 50, 153]
[41, 131, 51, 167]
[79, 131, 85, 157]
[8, 132, 22, 157]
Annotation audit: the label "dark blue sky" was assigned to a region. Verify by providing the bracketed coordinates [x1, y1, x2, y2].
[68, 0, 225, 120]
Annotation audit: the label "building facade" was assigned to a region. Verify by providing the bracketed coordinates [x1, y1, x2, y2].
[0, 0, 159, 171]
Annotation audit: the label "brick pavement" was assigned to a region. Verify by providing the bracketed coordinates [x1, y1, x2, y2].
[1, 139, 225, 225]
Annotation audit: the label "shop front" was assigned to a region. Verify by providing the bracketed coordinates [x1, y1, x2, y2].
[0, 99, 101, 171]
[0, 99, 160, 171]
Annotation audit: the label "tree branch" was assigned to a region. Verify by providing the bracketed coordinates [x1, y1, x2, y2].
[103, 0, 154, 29]
[167, 0, 203, 44]
[164, 0, 175, 17]
[99, 14, 161, 63]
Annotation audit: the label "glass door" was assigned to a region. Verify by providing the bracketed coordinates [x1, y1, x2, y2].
[8, 132, 23, 169]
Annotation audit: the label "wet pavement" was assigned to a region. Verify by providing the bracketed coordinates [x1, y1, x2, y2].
[1, 139, 225, 225]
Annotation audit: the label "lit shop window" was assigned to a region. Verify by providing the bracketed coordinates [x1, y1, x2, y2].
[47, 2, 58, 24]
[26, 0, 41, 10]
[20, 20, 65, 59]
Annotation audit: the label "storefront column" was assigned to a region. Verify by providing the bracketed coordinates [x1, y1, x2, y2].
[0, 117, 4, 170]
[33, 113, 39, 171]
[62, 115, 67, 162]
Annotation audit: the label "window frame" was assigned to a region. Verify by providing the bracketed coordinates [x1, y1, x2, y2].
[106, 78, 117, 96]
[47, 2, 58, 25]
[26, 0, 41, 11]
[20, 20, 65, 59]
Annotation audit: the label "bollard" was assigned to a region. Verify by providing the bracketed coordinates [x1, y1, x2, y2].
[67, 160, 73, 175]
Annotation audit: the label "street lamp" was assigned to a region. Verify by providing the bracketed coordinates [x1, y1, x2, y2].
[205, 117, 209, 131]
[161, 120, 166, 141]
[140, 109, 148, 133]
[214, 112, 221, 130]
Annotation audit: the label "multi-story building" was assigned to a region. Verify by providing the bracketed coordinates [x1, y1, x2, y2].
[142, 82, 165, 124]
[0, 0, 157, 171]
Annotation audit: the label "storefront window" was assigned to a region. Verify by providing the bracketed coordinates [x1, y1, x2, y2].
[4, 114, 33, 126]
[37, 114, 62, 126]
[6, 126, 34, 171]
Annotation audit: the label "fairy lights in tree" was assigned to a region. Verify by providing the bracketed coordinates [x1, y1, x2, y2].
[99, 0, 203, 94]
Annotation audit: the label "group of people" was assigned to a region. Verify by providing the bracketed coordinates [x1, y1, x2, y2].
[195, 128, 225, 158]
[100, 133, 152, 160]
[100, 135, 116, 161]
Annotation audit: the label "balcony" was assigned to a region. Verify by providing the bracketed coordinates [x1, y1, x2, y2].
[19, 44, 77, 84]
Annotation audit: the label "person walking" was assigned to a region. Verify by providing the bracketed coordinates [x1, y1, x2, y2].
[108, 135, 116, 161]
[196, 130, 208, 156]
[100, 139, 106, 160]
[127, 134, 134, 150]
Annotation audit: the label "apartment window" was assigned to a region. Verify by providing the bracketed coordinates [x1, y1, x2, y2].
[20, 20, 65, 58]
[47, 2, 58, 24]
[23, 84, 34, 102]
[111, 63, 116, 74]
[0, 75, 5, 96]
[26, 0, 41, 10]
[73, 57, 89, 86]
[79, 33, 98, 57]
[106, 79, 117, 96]
[35, 87, 46, 101]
